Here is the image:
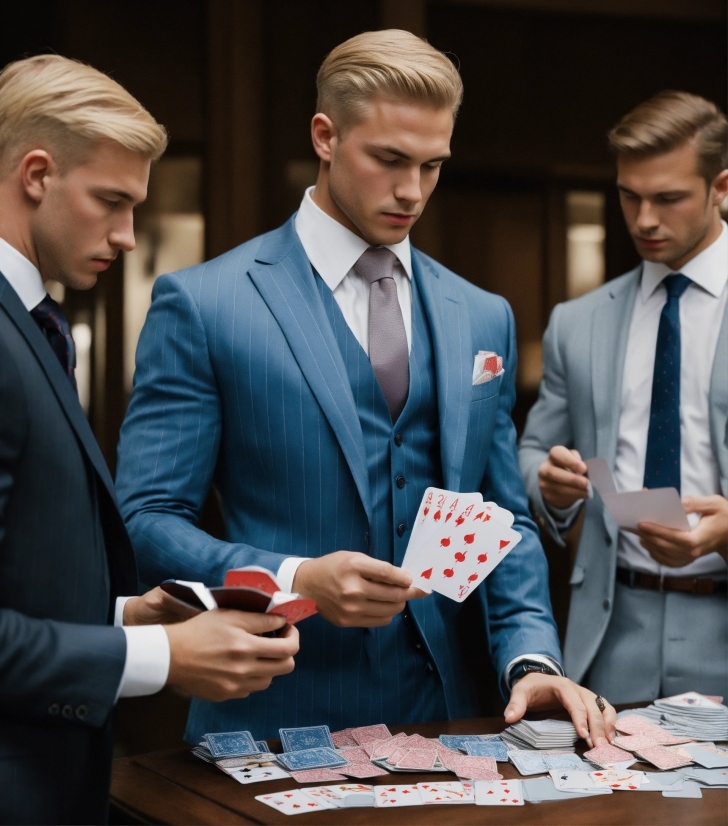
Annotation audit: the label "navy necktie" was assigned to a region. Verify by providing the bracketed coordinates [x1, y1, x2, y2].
[30, 294, 77, 391]
[643, 273, 692, 492]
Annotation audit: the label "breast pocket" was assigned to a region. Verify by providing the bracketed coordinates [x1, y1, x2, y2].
[471, 372, 503, 403]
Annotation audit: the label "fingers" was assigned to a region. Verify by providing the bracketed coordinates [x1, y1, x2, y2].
[582, 693, 608, 748]
[503, 681, 529, 724]
[216, 609, 288, 636]
[601, 700, 617, 743]
[358, 556, 413, 588]
[156, 588, 203, 621]
[550, 445, 587, 474]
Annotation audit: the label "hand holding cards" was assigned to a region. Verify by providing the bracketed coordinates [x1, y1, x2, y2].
[402, 488, 521, 602]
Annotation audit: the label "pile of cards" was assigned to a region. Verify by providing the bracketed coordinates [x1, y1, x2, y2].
[509, 750, 589, 776]
[627, 692, 728, 742]
[255, 779, 527, 814]
[401, 487, 522, 603]
[193, 730, 268, 761]
[501, 719, 579, 750]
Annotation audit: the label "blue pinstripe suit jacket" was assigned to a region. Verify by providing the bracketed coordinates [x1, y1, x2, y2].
[117, 217, 561, 739]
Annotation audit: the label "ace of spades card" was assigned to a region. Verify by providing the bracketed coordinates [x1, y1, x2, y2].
[404, 491, 521, 602]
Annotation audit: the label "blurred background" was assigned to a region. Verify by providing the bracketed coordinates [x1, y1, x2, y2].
[2, 0, 726, 757]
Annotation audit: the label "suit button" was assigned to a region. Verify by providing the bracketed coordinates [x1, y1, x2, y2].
[397, 523, 406, 537]
[394, 433, 404, 446]
[415, 642, 422, 650]
[396, 475, 406, 489]
[603, 598, 611, 611]
[76, 705, 88, 721]
[48, 703, 60, 716]
[62, 705, 73, 719]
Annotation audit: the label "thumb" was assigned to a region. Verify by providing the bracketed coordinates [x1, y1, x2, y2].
[682, 495, 697, 513]
[216, 609, 287, 635]
[504, 683, 528, 724]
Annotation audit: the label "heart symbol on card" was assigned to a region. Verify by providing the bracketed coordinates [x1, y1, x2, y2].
[504, 788, 510, 793]
[512, 799, 518, 803]
[463, 533, 475, 544]
[423, 506, 429, 516]
[440, 537, 451, 547]
[487, 791, 494, 795]
[499, 539, 510, 550]
[284, 794, 294, 798]
[443, 568, 454, 578]
[500, 798, 507, 802]
[420, 568, 433, 579]
[474, 511, 484, 520]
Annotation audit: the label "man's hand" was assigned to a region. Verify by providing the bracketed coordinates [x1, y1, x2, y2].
[504, 674, 616, 749]
[164, 610, 299, 702]
[293, 551, 427, 627]
[538, 446, 590, 510]
[637, 495, 728, 567]
[123, 586, 201, 626]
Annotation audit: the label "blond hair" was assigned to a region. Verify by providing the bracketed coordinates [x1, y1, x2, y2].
[316, 30, 463, 129]
[609, 91, 728, 185]
[0, 54, 168, 174]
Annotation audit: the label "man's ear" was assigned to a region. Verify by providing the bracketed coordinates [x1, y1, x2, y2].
[711, 168, 728, 206]
[311, 113, 336, 163]
[19, 149, 55, 204]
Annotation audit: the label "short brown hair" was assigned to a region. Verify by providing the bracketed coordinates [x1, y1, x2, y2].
[0, 54, 168, 175]
[316, 29, 463, 130]
[608, 91, 728, 185]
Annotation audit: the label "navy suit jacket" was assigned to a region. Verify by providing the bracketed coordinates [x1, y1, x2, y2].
[0, 273, 137, 824]
[117, 218, 561, 740]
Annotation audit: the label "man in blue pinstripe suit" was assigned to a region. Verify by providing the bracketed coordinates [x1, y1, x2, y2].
[117, 30, 615, 746]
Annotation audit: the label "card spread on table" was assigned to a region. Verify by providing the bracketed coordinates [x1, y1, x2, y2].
[349, 724, 392, 745]
[583, 744, 634, 768]
[255, 789, 331, 815]
[474, 779, 524, 805]
[289, 768, 347, 783]
[590, 769, 646, 789]
[401, 487, 522, 602]
[277, 747, 349, 772]
[464, 738, 509, 761]
[279, 725, 334, 753]
[635, 746, 694, 770]
[373, 784, 424, 807]
[417, 781, 474, 804]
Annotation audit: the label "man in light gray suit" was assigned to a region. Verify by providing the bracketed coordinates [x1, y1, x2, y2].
[519, 91, 728, 705]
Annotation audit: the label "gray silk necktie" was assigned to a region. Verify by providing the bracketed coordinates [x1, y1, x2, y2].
[354, 246, 410, 422]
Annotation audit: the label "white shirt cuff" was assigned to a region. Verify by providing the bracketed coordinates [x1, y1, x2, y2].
[545, 499, 583, 530]
[504, 654, 564, 692]
[115, 625, 171, 700]
[276, 557, 306, 594]
[114, 595, 133, 627]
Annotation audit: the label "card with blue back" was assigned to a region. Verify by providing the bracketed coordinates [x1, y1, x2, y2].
[438, 735, 486, 751]
[255, 740, 269, 753]
[204, 731, 259, 758]
[277, 747, 350, 772]
[465, 738, 509, 761]
[279, 725, 334, 753]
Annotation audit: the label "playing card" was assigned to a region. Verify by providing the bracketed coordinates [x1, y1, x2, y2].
[277, 747, 349, 772]
[583, 744, 634, 768]
[683, 744, 728, 769]
[543, 755, 592, 772]
[395, 748, 438, 770]
[417, 781, 475, 804]
[279, 725, 334, 753]
[302, 784, 374, 808]
[373, 784, 424, 807]
[635, 746, 694, 770]
[255, 789, 331, 815]
[615, 714, 661, 736]
[662, 780, 703, 798]
[330, 729, 358, 748]
[523, 777, 612, 801]
[590, 769, 646, 789]
[612, 734, 664, 752]
[550, 771, 598, 790]
[678, 767, 728, 786]
[349, 724, 392, 745]
[629, 772, 684, 792]
[203, 731, 259, 758]
[659, 691, 724, 709]
[336, 746, 370, 763]
[340, 762, 390, 778]
[231, 765, 291, 785]
[289, 768, 348, 783]
[509, 750, 548, 775]
[464, 739, 509, 761]
[438, 734, 489, 751]
[474, 779, 524, 805]
[255, 740, 269, 753]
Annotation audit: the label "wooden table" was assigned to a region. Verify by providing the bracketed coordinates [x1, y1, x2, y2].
[111, 717, 727, 825]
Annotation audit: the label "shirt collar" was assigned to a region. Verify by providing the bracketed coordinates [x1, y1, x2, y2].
[294, 186, 412, 292]
[0, 236, 46, 310]
[641, 220, 728, 302]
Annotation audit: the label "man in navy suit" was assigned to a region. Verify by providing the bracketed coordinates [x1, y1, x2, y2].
[0, 54, 298, 825]
[117, 30, 614, 746]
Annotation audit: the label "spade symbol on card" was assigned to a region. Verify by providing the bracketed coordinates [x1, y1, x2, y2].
[478, 553, 487, 563]
[440, 537, 451, 547]
[443, 568, 454, 578]
[464, 533, 475, 545]
[420, 568, 433, 579]
[454, 551, 466, 562]
[456, 516, 465, 526]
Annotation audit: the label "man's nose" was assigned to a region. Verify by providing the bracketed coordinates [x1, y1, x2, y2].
[394, 168, 422, 206]
[110, 213, 136, 252]
[635, 199, 660, 232]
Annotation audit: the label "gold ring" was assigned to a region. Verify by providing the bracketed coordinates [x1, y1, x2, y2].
[595, 695, 606, 712]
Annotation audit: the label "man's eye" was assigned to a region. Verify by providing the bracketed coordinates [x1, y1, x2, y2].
[378, 157, 400, 167]
[102, 198, 120, 208]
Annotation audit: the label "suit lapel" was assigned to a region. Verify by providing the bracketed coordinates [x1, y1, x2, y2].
[413, 251, 472, 491]
[247, 222, 372, 523]
[709, 297, 728, 490]
[591, 268, 641, 465]
[0, 273, 117, 499]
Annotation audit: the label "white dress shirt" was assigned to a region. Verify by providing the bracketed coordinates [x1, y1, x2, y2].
[281, 190, 563, 684]
[0, 236, 170, 699]
[614, 222, 728, 577]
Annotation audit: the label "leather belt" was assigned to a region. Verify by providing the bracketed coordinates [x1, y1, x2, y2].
[617, 567, 727, 596]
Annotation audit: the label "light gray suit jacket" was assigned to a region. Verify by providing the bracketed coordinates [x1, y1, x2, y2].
[518, 266, 728, 683]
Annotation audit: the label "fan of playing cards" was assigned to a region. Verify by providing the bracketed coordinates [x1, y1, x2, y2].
[401, 488, 522, 602]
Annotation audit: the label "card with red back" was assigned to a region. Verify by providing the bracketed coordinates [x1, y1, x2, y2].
[636, 747, 694, 770]
[336, 746, 370, 764]
[267, 597, 318, 625]
[615, 715, 663, 736]
[289, 768, 348, 783]
[224, 566, 279, 594]
[584, 744, 634, 768]
[386, 746, 411, 766]
[340, 762, 390, 778]
[330, 729, 357, 749]
[395, 748, 438, 770]
[373, 784, 424, 808]
[474, 779, 524, 806]
[349, 724, 392, 745]
[612, 735, 660, 753]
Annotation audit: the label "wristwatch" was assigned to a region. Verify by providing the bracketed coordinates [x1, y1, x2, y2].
[510, 660, 559, 686]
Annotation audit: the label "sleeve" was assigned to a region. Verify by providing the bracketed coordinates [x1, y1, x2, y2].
[116, 273, 297, 588]
[518, 303, 583, 544]
[0, 329, 127, 727]
[477, 299, 563, 692]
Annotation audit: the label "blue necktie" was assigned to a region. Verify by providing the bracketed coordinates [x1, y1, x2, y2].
[30, 294, 77, 391]
[643, 273, 692, 492]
